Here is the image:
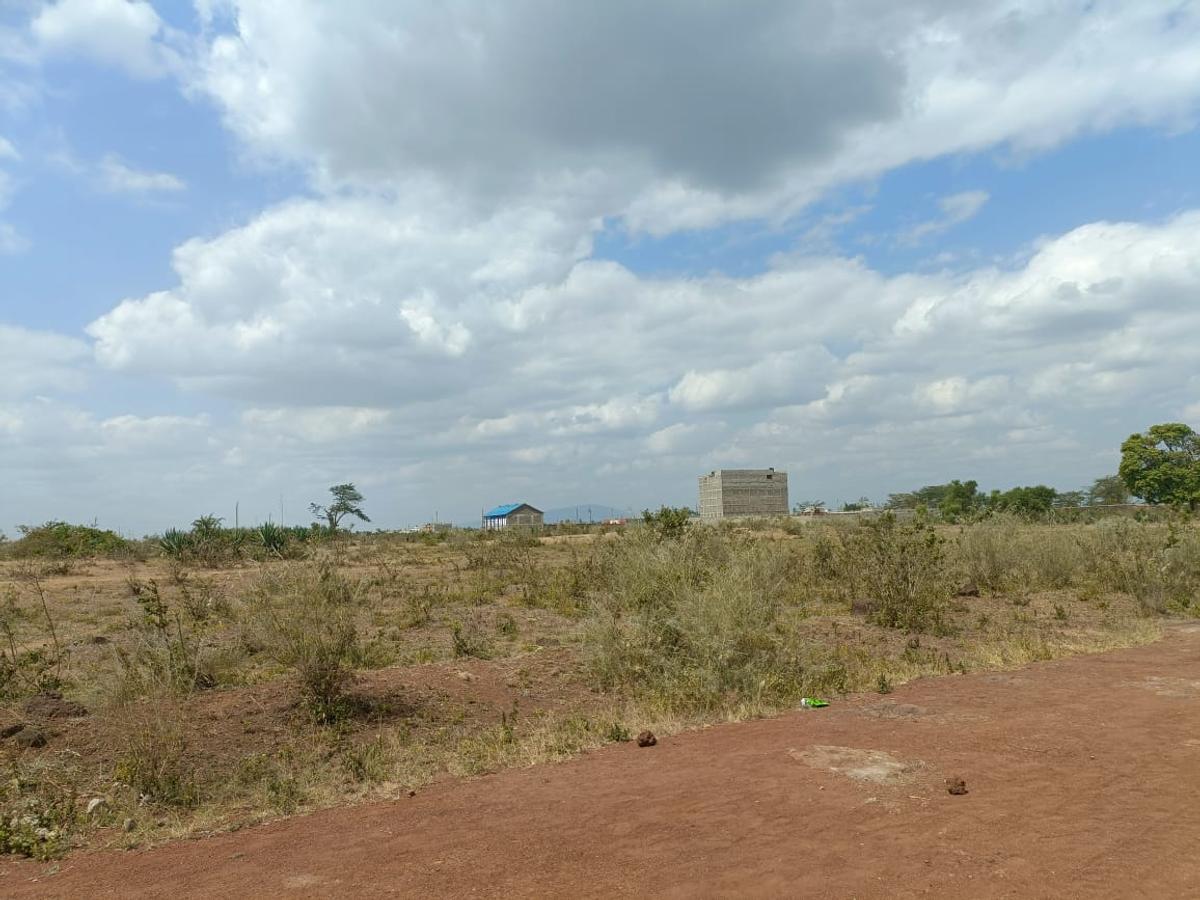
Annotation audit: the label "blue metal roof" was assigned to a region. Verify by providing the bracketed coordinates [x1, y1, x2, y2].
[483, 502, 524, 518]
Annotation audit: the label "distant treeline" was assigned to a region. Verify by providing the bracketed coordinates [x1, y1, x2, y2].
[884, 475, 1129, 521]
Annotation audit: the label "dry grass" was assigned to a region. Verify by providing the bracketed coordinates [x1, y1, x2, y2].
[0, 515, 1194, 856]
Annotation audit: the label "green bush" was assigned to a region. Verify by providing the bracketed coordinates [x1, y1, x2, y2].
[9, 522, 131, 559]
[0, 760, 78, 859]
[641, 506, 692, 541]
[845, 514, 949, 632]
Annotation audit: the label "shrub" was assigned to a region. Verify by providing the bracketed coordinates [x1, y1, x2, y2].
[117, 579, 212, 697]
[845, 514, 949, 632]
[587, 529, 809, 712]
[9, 522, 131, 560]
[450, 613, 494, 659]
[243, 563, 363, 722]
[0, 759, 78, 859]
[114, 707, 200, 807]
[641, 506, 692, 541]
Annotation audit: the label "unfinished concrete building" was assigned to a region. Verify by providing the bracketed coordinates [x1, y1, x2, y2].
[698, 469, 789, 520]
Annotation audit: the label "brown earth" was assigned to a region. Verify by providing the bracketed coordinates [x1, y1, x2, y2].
[4, 624, 1199, 899]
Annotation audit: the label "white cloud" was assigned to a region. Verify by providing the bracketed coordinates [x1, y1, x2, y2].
[900, 190, 990, 245]
[31, 0, 178, 78]
[190, 1, 1200, 233]
[10, 2, 1200, 530]
[0, 324, 89, 395]
[646, 423, 698, 455]
[78, 193, 1200, 523]
[0, 221, 28, 254]
[97, 154, 186, 194]
[241, 406, 391, 443]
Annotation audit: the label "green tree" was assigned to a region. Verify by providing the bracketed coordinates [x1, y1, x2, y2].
[641, 506, 691, 540]
[1087, 474, 1129, 506]
[310, 483, 371, 532]
[938, 480, 983, 521]
[1119, 423, 1200, 511]
[989, 485, 1058, 515]
[1054, 490, 1087, 508]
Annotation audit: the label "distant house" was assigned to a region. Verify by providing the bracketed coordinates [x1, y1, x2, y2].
[698, 468, 789, 520]
[482, 503, 544, 530]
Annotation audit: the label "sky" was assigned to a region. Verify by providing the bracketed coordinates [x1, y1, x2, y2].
[2, 0, 1200, 534]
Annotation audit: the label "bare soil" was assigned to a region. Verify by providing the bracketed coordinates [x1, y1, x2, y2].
[4, 624, 1198, 899]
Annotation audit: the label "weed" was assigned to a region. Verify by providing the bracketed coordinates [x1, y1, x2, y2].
[451, 614, 494, 659]
[243, 563, 364, 722]
[114, 707, 201, 807]
[0, 758, 78, 859]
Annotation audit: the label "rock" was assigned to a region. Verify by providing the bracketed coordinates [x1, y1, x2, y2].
[89, 635, 111, 645]
[0, 722, 26, 739]
[636, 730, 657, 748]
[956, 581, 981, 598]
[946, 776, 969, 795]
[23, 691, 88, 719]
[87, 797, 108, 816]
[13, 726, 47, 749]
[123, 818, 136, 833]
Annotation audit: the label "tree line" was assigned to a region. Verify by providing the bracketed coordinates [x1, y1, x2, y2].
[872, 422, 1200, 520]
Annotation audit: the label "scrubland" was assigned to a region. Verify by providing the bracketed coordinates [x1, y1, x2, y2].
[0, 511, 1196, 858]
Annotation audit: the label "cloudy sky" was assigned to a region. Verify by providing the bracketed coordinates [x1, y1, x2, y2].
[2, 0, 1199, 533]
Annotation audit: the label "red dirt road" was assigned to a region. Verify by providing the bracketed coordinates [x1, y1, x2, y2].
[5, 625, 1200, 899]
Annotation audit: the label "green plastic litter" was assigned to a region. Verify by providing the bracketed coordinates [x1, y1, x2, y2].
[801, 697, 829, 708]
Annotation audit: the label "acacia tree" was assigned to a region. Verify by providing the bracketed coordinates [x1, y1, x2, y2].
[310, 483, 371, 533]
[1119, 423, 1200, 511]
[1087, 474, 1129, 506]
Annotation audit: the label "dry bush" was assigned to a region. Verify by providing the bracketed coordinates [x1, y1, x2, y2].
[1085, 519, 1200, 613]
[243, 562, 364, 721]
[587, 528, 811, 712]
[113, 703, 201, 807]
[843, 514, 950, 632]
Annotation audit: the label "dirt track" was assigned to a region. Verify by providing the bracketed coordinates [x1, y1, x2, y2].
[5, 625, 1200, 899]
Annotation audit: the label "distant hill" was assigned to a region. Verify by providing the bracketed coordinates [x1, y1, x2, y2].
[542, 504, 630, 524]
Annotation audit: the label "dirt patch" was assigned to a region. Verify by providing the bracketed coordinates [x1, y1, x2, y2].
[23, 692, 89, 720]
[856, 701, 927, 719]
[1136, 676, 1200, 698]
[790, 744, 921, 785]
[4, 628, 1200, 898]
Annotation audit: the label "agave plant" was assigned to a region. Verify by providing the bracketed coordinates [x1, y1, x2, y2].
[159, 528, 191, 559]
[257, 522, 288, 557]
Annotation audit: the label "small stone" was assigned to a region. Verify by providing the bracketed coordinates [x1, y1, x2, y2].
[13, 727, 47, 749]
[956, 581, 981, 598]
[946, 777, 968, 795]
[86, 797, 108, 816]
[0, 722, 26, 739]
[123, 818, 136, 833]
[407, 790, 417, 798]
[636, 730, 657, 748]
